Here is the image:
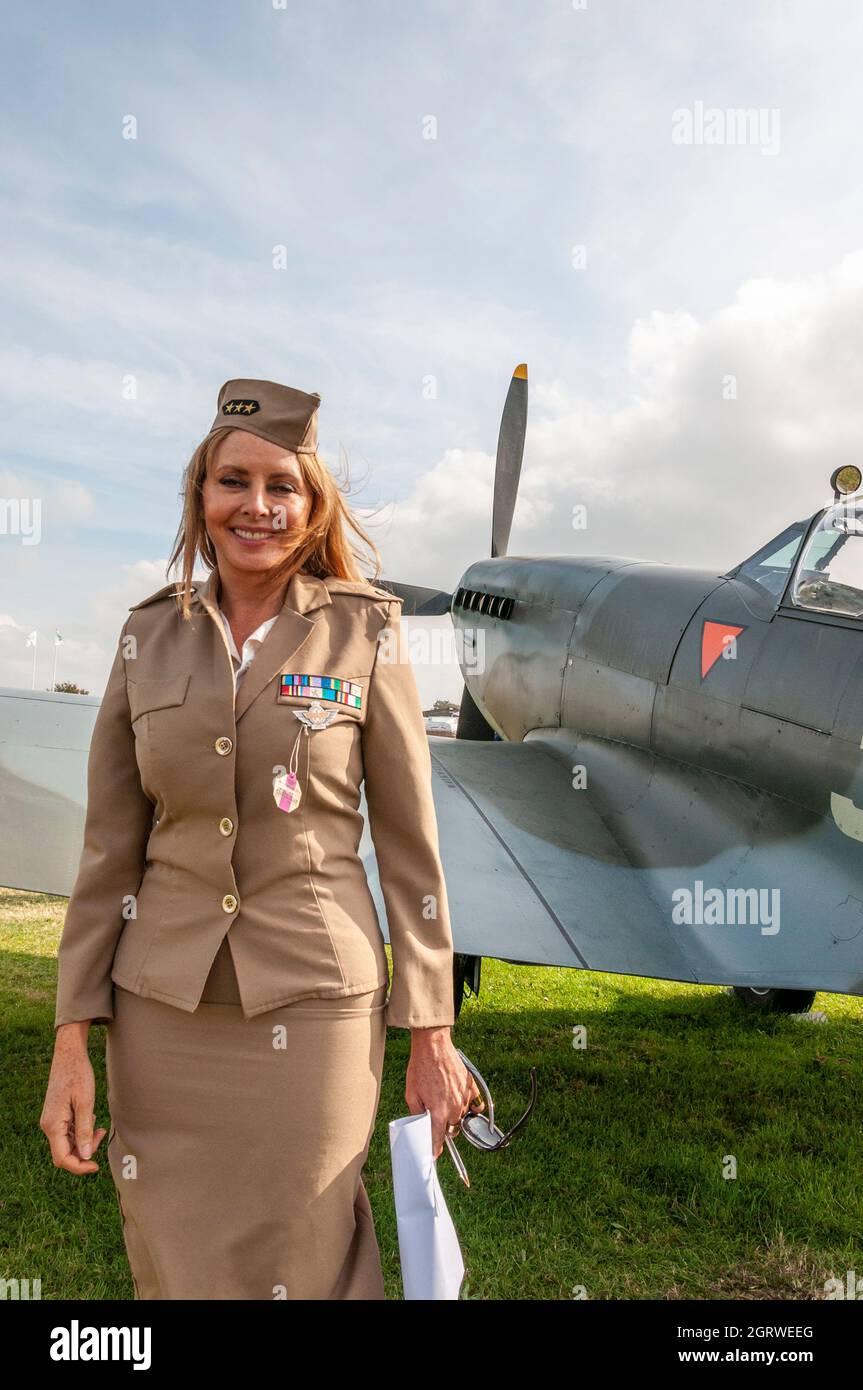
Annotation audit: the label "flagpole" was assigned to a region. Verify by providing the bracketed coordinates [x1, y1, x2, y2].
[26, 631, 38, 689]
[52, 631, 62, 691]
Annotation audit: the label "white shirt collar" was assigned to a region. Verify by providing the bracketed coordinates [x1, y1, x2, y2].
[216, 607, 279, 687]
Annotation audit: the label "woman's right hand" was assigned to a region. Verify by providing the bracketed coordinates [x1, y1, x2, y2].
[41, 1024, 108, 1175]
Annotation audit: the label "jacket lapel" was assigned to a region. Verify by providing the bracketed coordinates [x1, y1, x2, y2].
[192, 568, 332, 723]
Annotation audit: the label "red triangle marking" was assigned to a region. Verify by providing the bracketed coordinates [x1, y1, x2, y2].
[701, 620, 745, 679]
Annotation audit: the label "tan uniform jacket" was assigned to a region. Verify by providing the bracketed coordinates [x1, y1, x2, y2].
[54, 568, 456, 1031]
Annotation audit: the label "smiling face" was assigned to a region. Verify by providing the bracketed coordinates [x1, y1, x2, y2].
[201, 429, 313, 581]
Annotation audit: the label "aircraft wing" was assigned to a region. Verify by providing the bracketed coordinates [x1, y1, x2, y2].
[5, 681, 860, 998]
[0, 687, 97, 896]
[362, 733, 863, 996]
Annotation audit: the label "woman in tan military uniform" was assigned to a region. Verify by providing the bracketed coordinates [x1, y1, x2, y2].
[41, 378, 478, 1300]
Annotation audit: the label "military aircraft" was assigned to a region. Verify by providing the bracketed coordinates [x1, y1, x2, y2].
[1, 366, 861, 1020]
[375, 365, 863, 1016]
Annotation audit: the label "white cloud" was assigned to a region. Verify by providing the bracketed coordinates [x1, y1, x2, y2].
[4, 0, 863, 705]
[372, 250, 863, 586]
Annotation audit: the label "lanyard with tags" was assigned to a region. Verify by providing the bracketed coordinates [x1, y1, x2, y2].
[272, 702, 340, 813]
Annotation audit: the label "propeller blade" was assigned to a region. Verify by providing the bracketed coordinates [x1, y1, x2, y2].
[373, 581, 453, 616]
[491, 363, 528, 559]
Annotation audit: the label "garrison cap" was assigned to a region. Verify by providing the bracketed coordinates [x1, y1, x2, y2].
[205, 378, 321, 455]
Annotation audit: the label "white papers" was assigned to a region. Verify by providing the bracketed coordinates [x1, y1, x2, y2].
[388, 1110, 465, 1300]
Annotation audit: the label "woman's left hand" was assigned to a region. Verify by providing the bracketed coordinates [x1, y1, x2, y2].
[405, 1027, 482, 1158]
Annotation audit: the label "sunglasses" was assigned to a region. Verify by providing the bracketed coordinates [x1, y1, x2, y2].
[443, 1049, 538, 1187]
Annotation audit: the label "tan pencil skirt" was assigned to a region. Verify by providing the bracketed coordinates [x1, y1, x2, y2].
[104, 935, 389, 1300]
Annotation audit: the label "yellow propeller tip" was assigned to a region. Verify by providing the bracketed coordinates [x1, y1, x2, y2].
[513, 363, 528, 379]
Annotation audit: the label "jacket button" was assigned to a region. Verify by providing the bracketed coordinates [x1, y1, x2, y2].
[219, 817, 234, 836]
[215, 736, 233, 755]
[221, 893, 238, 913]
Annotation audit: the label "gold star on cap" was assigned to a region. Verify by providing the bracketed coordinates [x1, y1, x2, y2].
[205, 378, 322, 454]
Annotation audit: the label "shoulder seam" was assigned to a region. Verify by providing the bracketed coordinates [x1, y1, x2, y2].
[323, 577, 402, 603]
[128, 583, 185, 611]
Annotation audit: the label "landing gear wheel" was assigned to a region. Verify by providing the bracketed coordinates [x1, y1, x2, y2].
[733, 986, 816, 1014]
[456, 686, 496, 740]
[453, 954, 481, 1020]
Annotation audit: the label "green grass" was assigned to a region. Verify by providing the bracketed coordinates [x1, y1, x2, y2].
[4, 885, 862, 1300]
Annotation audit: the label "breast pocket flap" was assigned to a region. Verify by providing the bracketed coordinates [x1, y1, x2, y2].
[127, 672, 191, 720]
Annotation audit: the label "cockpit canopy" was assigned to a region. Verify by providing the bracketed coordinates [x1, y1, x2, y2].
[733, 498, 863, 620]
[791, 500, 863, 619]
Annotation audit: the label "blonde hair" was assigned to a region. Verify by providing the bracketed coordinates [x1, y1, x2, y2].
[166, 425, 384, 619]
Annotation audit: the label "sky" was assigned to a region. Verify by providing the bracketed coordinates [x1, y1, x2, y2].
[3, 0, 863, 704]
